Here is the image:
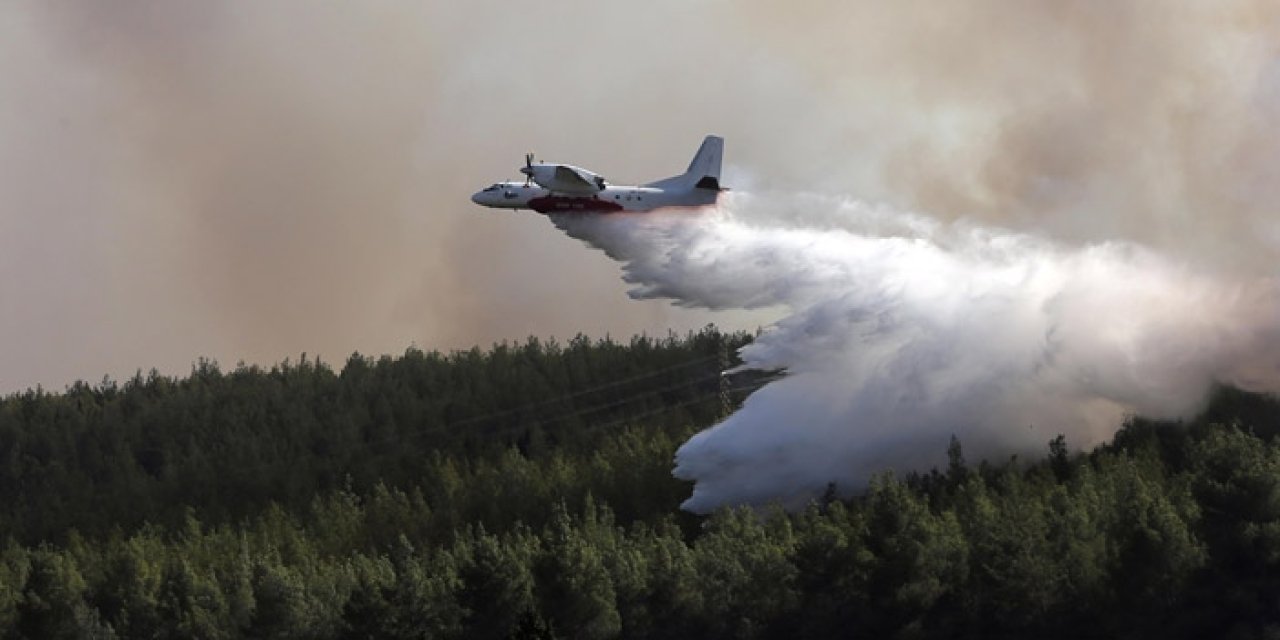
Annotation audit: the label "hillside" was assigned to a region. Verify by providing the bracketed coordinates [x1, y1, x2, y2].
[1, 327, 1279, 638]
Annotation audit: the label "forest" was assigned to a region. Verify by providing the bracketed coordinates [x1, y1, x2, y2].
[1, 325, 1279, 639]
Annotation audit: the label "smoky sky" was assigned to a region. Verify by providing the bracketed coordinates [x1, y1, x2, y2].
[3, 1, 1279, 392]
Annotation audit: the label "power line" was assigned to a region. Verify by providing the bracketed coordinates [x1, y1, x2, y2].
[571, 382, 765, 435]
[194, 354, 739, 483]
[441, 353, 721, 430]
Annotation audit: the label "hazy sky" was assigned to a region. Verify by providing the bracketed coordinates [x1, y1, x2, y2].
[3, 1, 1278, 392]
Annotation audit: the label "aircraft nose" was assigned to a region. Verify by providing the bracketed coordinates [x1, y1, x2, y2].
[470, 191, 483, 205]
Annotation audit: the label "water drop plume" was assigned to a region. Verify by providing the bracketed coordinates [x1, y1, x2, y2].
[553, 193, 1280, 511]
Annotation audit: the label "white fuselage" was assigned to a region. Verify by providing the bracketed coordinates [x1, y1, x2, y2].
[470, 181, 718, 214]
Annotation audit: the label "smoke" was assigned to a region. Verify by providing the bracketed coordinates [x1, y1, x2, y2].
[0, 1, 743, 392]
[0, 3, 446, 390]
[548, 0, 1280, 510]
[726, 1, 1280, 272]
[5, 0, 1280, 519]
[555, 193, 1280, 511]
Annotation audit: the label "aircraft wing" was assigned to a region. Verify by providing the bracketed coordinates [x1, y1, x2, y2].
[553, 165, 601, 192]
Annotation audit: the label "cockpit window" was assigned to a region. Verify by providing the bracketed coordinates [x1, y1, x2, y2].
[483, 184, 500, 192]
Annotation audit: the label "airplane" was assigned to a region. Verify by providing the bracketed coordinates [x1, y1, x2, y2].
[471, 135, 724, 214]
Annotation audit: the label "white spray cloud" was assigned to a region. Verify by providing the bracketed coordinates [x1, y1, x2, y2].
[553, 192, 1280, 511]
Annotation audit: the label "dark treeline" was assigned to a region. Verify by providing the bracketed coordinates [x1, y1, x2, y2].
[1, 328, 1279, 638]
[0, 328, 747, 545]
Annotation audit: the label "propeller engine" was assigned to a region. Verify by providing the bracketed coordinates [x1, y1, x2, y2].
[520, 153, 535, 186]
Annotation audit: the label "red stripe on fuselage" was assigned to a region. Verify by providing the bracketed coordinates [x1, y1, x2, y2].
[527, 195, 625, 214]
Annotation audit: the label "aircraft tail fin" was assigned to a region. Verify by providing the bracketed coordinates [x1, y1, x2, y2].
[687, 135, 723, 190]
[646, 135, 724, 190]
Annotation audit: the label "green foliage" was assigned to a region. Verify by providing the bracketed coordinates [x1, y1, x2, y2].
[453, 528, 536, 640]
[0, 332, 1277, 638]
[690, 508, 798, 639]
[0, 329, 745, 546]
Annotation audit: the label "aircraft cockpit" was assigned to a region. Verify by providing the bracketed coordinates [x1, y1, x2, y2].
[479, 183, 522, 198]
[471, 182, 535, 208]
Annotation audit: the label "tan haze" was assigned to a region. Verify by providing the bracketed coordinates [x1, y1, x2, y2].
[2, 1, 1278, 391]
[730, 1, 1280, 267]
